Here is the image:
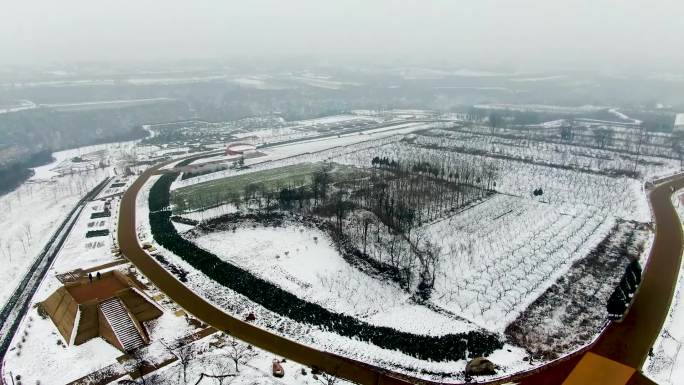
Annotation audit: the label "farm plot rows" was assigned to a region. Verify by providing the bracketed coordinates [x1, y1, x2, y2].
[417, 130, 679, 179]
[423, 194, 613, 331]
[333, 140, 649, 221]
[458, 124, 678, 161]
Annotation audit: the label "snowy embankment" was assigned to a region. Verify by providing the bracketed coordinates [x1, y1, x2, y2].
[644, 191, 684, 384]
[0, 100, 37, 114]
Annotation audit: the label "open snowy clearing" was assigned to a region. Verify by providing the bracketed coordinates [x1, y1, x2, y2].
[191, 225, 477, 336]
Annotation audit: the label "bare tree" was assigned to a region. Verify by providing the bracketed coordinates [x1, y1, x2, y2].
[17, 235, 27, 253]
[23, 223, 32, 242]
[193, 357, 237, 385]
[224, 336, 254, 373]
[161, 340, 197, 385]
[4, 241, 11, 262]
[315, 368, 341, 385]
[593, 127, 614, 149]
[119, 350, 158, 385]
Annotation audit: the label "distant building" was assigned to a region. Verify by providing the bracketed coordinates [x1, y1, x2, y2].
[675, 113, 684, 132]
[225, 142, 257, 156]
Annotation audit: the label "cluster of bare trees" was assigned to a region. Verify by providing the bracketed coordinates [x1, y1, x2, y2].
[120, 333, 256, 385]
[0, 222, 33, 262]
[117, 332, 345, 385]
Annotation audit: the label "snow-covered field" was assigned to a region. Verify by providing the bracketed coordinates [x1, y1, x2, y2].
[333, 140, 649, 222]
[4, 109, 676, 383]
[159, 125, 664, 378]
[417, 130, 679, 179]
[192, 224, 476, 336]
[2, 175, 200, 384]
[173, 122, 434, 189]
[425, 195, 613, 331]
[138, 173, 532, 381]
[0, 144, 134, 308]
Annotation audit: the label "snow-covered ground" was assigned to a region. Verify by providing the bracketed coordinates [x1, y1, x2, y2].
[425, 195, 613, 331]
[0, 141, 146, 308]
[0, 170, 100, 306]
[41, 97, 173, 112]
[177, 203, 239, 223]
[173, 122, 433, 189]
[2, 176, 200, 384]
[0, 99, 37, 114]
[644, 191, 684, 384]
[416, 130, 679, 179]
[334, 140, 650, 222]
[110, 332, 355, 385]
[137, 173, 532, 381]
[161, 125, 660, 377]
[192, 224, 476, 336]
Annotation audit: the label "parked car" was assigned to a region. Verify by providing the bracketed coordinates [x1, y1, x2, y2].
[272, 359, 284, 377]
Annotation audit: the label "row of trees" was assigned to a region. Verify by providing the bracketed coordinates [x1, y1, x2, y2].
[606, 260, 642, 318]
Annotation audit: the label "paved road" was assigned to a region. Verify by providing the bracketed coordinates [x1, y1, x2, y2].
[118, 155, 684, 385]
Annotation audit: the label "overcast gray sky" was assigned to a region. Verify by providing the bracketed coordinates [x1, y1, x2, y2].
[1, 0, 682, 71]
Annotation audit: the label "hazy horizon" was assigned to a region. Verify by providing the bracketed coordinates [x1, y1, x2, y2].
[2, 0, 683, 73]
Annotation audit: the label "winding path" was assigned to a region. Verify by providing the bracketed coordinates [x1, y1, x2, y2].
[118, 154, 684, 385]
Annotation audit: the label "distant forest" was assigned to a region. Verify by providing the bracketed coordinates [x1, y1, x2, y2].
[0, 99, 191, 195]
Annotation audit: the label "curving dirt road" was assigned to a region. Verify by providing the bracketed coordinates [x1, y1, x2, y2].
[118, 156, 684, 385]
